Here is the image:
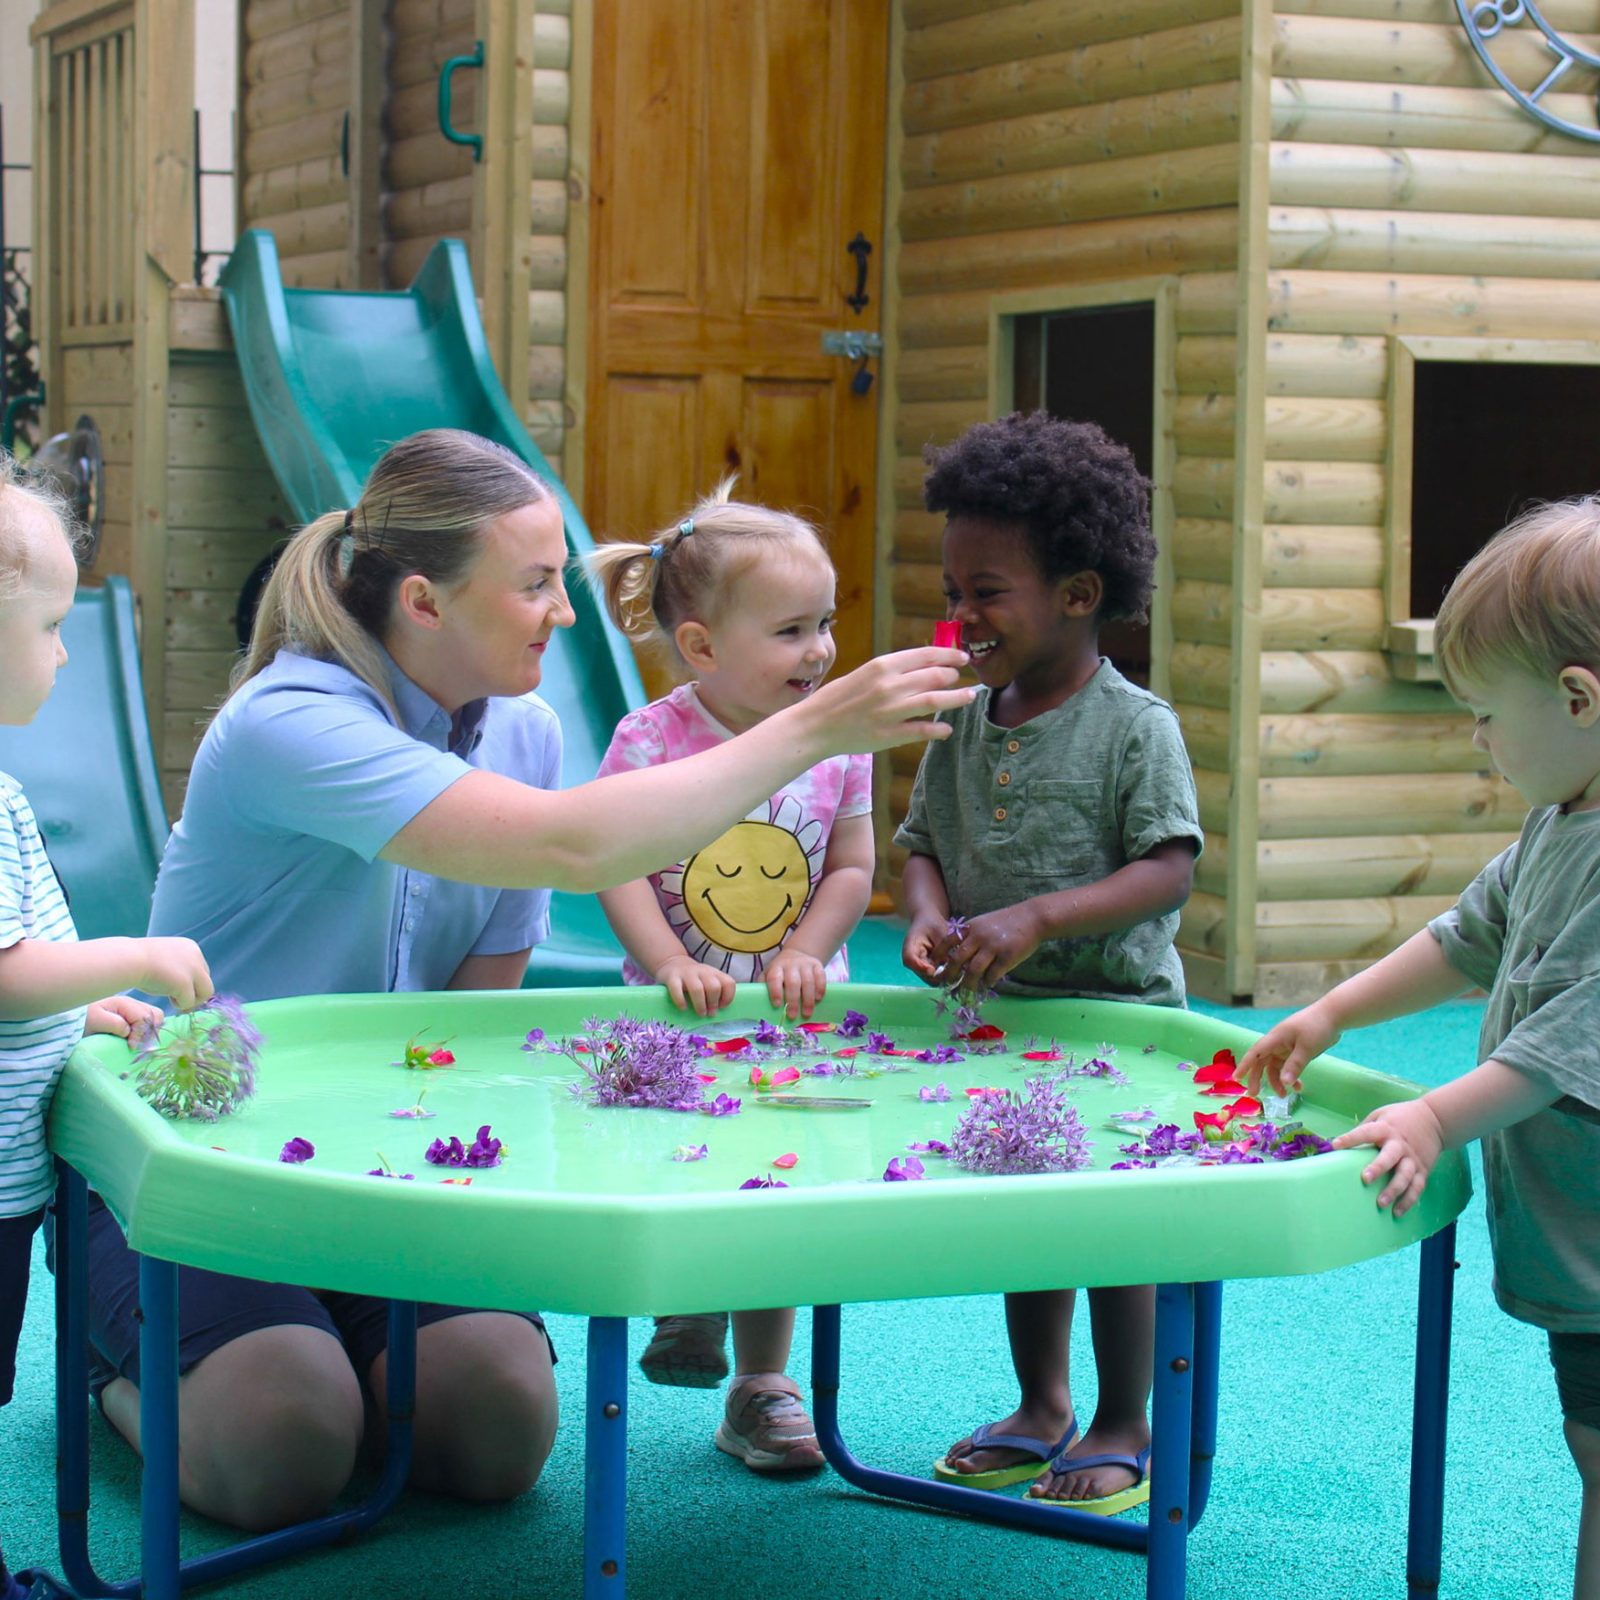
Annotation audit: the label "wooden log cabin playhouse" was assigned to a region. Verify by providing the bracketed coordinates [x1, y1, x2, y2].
[21, 0, 1600, 1004]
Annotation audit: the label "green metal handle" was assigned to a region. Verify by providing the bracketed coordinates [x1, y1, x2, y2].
[438, 40, 484, 162]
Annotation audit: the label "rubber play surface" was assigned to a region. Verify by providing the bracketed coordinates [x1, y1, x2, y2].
[50, 985, 1471, 1317]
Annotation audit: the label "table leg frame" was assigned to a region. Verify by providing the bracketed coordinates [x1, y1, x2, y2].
[1408, 1223, 1457, 1599]
[584, 1317, 629, 1598]
[52, 1162, 419, 1599]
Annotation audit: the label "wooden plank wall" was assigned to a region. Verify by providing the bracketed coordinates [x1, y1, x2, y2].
[161, 292, 292, 816]
[1183, 0, 1591, 1004]
[883, 0, 1244, 929]
[525, 0, 570, 479]
[238, 0, 354, 287]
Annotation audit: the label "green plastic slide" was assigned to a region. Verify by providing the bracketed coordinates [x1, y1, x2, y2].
[0, 576, 168, 941]
[219, 229, 642, 986]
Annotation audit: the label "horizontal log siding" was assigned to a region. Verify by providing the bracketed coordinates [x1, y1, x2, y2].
[239, 0, 353, 287]
[1234, 0, 1587, 999]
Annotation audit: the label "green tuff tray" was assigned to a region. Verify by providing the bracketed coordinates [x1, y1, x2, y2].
[50, 985, 1471, 1319]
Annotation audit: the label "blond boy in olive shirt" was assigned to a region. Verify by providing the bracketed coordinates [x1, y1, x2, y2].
[1243, 497, 1600, 1600]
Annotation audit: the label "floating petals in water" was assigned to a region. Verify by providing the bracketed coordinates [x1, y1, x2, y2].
[695, 1072, 718, 1083]
[771, 1152, 798, 1169]
[739, 1175, 789, 1190]
[884, 1155, 926, 1182]
[1222, 1095, 1263, 1119]
[388, 1104, 437, 1120]
[673, 1143, 709, 1162]
[866, 1031, 896, 1054]
[919, 1083, 951, 1103]
[1110, 1105, 1158, 1125]
[797, 1020, 835, 1034]
[440, 1177, 474, 1186]
[909, 1139, 952, 1156]
[836, 1009, 869, 1038]
[750, 1064, 802, 1091]
[425, 1124, 505, 1169]
[957, 1024, 1006, 1042]
[1021, 1049, 1063, 1062]
[964, 1086, 1004, 1098]
[520, 1028, 546, 1050]
[833, 1047, 859, 1058]
[278, 1136, 315, 1164]
[397, 1035, 456, 1071]
[753, 1020, 786, 1045]
[712, 1037, 752, 1055]
[701, 1093, 742, 1116]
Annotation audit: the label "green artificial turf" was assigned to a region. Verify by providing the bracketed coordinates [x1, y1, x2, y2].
[0, 926, 1570, 1599]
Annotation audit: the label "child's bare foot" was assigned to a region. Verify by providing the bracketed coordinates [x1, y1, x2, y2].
[937, 1402, 1076, 1484]
[1027, 1415, 1152, 1506]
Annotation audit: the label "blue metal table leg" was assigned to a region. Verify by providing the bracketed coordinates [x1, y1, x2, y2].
[811, 1302, 1147, 1550]
[1189, 1281, 1222, 1527]
[584, 1317, 629, 1599]
[53, 1163, 103, 1598]
[1407, 1224, 1457, 1599]
[138, 1255, 181, 1600]
[1146, 1283, 1195, 1600]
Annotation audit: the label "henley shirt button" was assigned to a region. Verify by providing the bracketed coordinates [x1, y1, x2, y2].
[994, 806, 1007, 821]
[1006, 739, 1020, 753]
[997, 772, 1011, 786]
[404, 918, 415, 932]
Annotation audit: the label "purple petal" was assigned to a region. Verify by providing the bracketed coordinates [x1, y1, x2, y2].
[278, 1136, 315, 1164]
[883, 1154, 926, 1182]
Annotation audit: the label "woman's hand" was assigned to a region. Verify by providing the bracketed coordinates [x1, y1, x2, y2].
[800, 647, 973, 755]
[1238, 1002, 1342, 1095]
[1333, 1097, 1445, 1216]
[764, 948, 827, 1020]
[86, 994, 165, 1041]
[932, 904, 1044, 994]
[654, 953, 736, 1018]
[901, 911, 948, 984]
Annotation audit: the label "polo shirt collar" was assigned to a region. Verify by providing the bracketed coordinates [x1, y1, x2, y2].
[380, 649, 488, 756]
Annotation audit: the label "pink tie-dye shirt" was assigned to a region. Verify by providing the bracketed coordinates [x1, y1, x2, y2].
[595, 683, 874, 985]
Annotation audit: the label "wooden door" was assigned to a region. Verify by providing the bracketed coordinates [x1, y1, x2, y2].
[585, 0, 888, 681]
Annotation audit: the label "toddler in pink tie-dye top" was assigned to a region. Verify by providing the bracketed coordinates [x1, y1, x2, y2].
[596, 685, 871, 988]
[587, 479, 876, 1473]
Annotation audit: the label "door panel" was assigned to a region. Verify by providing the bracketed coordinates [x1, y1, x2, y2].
[587, 0, 888, 684]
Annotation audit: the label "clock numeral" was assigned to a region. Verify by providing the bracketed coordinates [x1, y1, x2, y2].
[1470, 0, 1526, 38]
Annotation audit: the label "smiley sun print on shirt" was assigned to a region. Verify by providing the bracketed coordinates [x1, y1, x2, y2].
[658, 795, 827, 979]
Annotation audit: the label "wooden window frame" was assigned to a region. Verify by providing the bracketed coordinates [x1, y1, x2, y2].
[1385, 334, 1600, 682]
[986, 277, 1177, 702]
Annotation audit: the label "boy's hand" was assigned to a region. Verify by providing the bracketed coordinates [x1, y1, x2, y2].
[901, 912, 948, 984]
[934, 905, 1043, 994]
[654, 953, 736, 1018]
[86, 994, 165, 1040]
[132, 937, 213, 1013]
[1238, 1002, 1342, 1095]
[764, 949, 826, 1021]
[1333, 1097, 1445, 1217]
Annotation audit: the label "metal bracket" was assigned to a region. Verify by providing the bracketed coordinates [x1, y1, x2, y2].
[821, 330, 883, 361]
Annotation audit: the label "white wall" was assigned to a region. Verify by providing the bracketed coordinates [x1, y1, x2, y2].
[0, 0, 41, 262]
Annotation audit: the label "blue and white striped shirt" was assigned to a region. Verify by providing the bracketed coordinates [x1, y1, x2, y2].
[0, 772, 88, 1216]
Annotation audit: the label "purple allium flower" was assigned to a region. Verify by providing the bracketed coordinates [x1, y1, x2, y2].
[687, 1033, 713, 1052]
[753, 1019, 786, 1046]
[909, 1138, 952, 1156]
[915, 1045, 963, 1065]
[673, 1143, 710, 1162]
[945, 915, 970, 942]
[866, 1031, 895, 1054]
[425, 1124, 505, 1169]
[946, 1072, 1093, 1176]
[884, 1154, 926, 1182]
[738, 1175, 789, 1190]
[701, 1092, 743, 1116]
[1068, 1056, 1129, 1087]
[278, 1136, 315, 1164]
[919, 1082, 951, 1103]
[836, 1009, 869, 1039]
[124, 995, 261, 1122]
[567, 1017, 719, 1113]
[520, 1027, 546, 1050]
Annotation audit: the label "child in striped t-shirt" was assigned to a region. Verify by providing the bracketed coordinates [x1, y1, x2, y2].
[0, 459, 212, 1600]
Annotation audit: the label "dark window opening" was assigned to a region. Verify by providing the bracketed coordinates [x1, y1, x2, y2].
[1013, 302, 1155, 685]
[1411, 360, 1600, 618]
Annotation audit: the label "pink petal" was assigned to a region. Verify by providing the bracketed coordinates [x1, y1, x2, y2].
[695, 1072, 718, 1083]
[932, 620, 964, 649]
[770, 1066, 801, 1086]
[833, 1046, 859, 1058]
[958, 1024, 1006, 1042]
[714, 1037, 752, 1055]
[771, 1152, 798, 1169]
[750, 1066, 765, 1086]
[1021, 1049, 1063, 1061]
[796, 1021, 834, 1034]
[964, 1086, 1004, 1098]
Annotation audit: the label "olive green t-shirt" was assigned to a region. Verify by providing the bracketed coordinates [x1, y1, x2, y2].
[1430, 804, 1600, 1332]
[893, 659, 1202, 1006]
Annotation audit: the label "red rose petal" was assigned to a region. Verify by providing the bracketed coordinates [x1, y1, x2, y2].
[1197, 1080, 1246, 1097]
[1193, 1063, 1238, 1084]
[428, 1048, 455, 1065]
[1210, 1048, 1237, 1070]
[440, 1176, 474, 1186]
[958, 1024, 1006, 1041]
[932, 620, 965, 650]
[714, 1037, 752, 1054]
[1021, 1049, 1063, 1061]
[1223, 1095, 1263, 1118]
[833, 1046, 859, 1058]
[796, 1021, 834, 1034]
[771, 1152, 798, 1169]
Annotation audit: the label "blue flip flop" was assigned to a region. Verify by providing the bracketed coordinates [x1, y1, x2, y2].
[1029, 1442, 1152, 1515]
[932, 1415, 1080, 1489]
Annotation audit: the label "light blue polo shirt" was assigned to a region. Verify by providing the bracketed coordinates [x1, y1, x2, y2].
[148, 649, 560, 1000]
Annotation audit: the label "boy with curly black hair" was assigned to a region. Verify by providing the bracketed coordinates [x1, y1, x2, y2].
[896, 410, 1201, 1514]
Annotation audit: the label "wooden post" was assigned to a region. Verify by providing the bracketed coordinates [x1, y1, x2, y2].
[1223, 0, 1273, 1000]
[472, 0, 534, 396]
[349, 0, 387, 287]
